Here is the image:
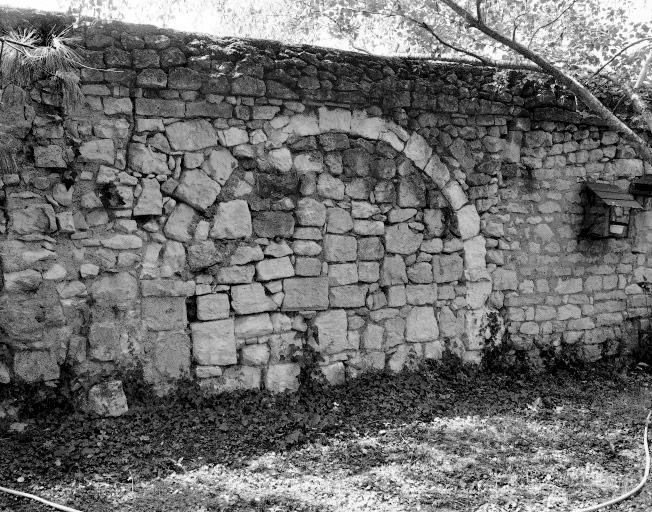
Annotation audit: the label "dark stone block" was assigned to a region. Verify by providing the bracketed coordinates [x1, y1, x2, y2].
[253, 211, 295, 238]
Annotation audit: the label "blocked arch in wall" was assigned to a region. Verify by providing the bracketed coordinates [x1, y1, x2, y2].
[198, 105, 494, 368]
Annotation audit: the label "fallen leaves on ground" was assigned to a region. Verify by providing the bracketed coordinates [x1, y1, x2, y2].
[1, 360, 652, 511]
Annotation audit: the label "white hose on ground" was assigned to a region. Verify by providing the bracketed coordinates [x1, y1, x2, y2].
[0, 484, 83, 512]
[573, 411, 652, 512]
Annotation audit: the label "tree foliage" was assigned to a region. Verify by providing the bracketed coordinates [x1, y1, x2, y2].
[309, 0, 651, 83]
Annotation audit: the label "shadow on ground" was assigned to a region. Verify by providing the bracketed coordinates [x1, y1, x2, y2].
[1, 361, 651, 511]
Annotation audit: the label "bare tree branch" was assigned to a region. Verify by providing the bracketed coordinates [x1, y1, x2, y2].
[511, 12, 529, 43]
[635, 50, 652, 89]
[527, 0, 577, 48]
[590, 38, 652, 78]
[437, 0, 652, 163]
[401, 13, 491, 64]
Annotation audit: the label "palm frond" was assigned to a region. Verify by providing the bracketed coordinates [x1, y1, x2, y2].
[0, 27, 84, 110]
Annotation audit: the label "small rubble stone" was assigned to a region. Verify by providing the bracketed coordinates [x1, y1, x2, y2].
[86, 381, 129, 417]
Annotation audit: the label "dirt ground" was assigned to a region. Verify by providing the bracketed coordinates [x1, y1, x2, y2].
[2, 360, 652, 511]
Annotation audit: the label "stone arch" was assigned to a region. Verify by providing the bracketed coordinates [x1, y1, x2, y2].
[278, 106, 492, 352]
[206, 105, 493, 366]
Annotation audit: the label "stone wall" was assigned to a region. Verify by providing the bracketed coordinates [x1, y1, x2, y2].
[1, 9, 651, 395]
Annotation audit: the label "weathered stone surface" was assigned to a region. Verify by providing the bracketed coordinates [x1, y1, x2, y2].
[191, 318, 237, 365]
[397, 174, 426, 207]
[317, 174, 345, 199]
[253, 211, 295, 238]
[380, 255, 408, 286]
[86, 381, 129, 417]
[201, 366, 261, 392]
[34, 145, 66, 168]
[215, 265, 255, 284]
[135, 98, 185, 117]
[168, 67, 201, 89]
[319, 106, 352, 132]
[404, 132, 432, 169]
[406, 284, 437, 305]
[10, 204, 57, 235]
[164, 203, 196, 243]
[266, 147, 293, 172]
[166, 120, 217, 151]
[323, 235, 357, 262]
[455, 205, 480, 240]
[141, 279, 194, 297]
[295, 257, 322, 276]
[466, 280, 492, 309]
[321, 362, 346, 385]
[142, 297, 187, 330]
[313, 309, 348, 354]
[463, 236, 486, 270]
[128, 143, 170, 175]
[210, 200, 252, 239]
[493, 269, 518, 291]
[90, 272, 138, 304]
[358, 237, 384, 260]
[385, 224, 423, 255]
[432, 254, 463, 283]
[256, 257, 295, 281]
[217, 127, 249, 147]
[438, 307, 462, 338]
[241, 344, 270, 366]
[0, 362, 10, 384]
[265, 363, 300, 392]
[101, 234, 143, 250]
[282, 277, 329, 311]
[13, 351, 59, 382]
[406, 307, 439, 342]
[407, 262, 434, 284]
[0, 241, 56, 272]
[231, 283, 277, 314]
[87, 321, 123, 362]
[423, 154, 450, 188]
[351, 111, 384, 139]
[230, 245, 264, 265]
[328, 263, 358, 286]
[297, 198, 327, 226]
[133, 178, 163, 216]
[235, 313, 274, 338]
[202, 148, 238, 185]
[197, 293, 230, 320]
[3, 270, 42, 292]
[327, 208, 353, 234]
[442, 180, 467, 210]
[79, 139, 115, 164]
[145, 331, 191, 381]
[329, 284, 367, 308]
[175, 169, 221, 210]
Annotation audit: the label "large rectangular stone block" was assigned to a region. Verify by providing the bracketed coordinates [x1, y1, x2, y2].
[282, 277, 329, 311]
[432, 254, 463, 283]
[323, 235, 357, 262]
[329, 284, 368, 308]
[191, 318, 237, 365]
[142, 297, 187, 331]
[231, 283, 277, 314]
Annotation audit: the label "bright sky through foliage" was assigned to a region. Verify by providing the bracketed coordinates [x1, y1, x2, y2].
[2, 0, 650, 49]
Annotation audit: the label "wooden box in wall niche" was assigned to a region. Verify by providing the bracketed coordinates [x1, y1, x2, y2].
[581, 182, 643, 239]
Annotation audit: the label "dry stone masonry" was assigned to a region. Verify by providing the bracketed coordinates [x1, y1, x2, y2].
[1, 9, 652, 399]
